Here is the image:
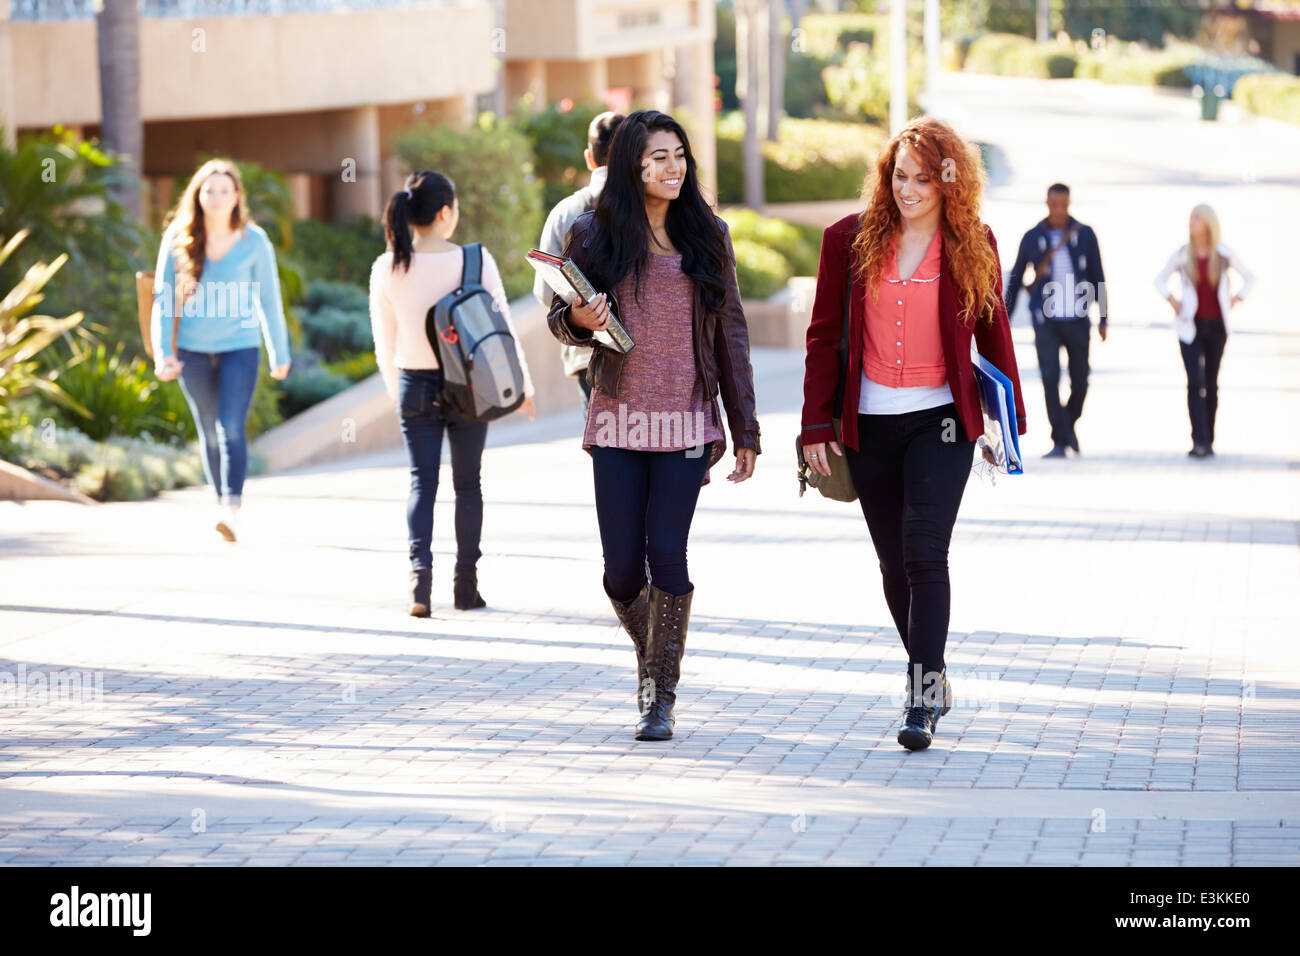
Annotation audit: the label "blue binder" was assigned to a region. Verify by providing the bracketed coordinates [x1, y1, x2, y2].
[971, 347, 1023, 475]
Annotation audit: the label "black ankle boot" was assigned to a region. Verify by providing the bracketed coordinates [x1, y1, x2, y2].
[409, 568, 432, 618]
[453, 568, 486, 610]
[636, 586, 692, 741]
[898, 664, 946, 751]
[605, 577, 650, 704]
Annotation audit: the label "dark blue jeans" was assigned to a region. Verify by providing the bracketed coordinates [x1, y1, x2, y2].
[1033, 316, 1090, 447]
[397, 368, 489, 572]
[176, 346, 260, 506]
[591, 444, 711, 599]
[844, 403, 975, 679]
[1180, 318, 1227, 449]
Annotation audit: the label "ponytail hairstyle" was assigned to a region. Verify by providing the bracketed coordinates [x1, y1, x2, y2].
[384, 170, 456, 274]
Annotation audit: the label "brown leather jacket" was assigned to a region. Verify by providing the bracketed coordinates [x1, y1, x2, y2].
[546, 210, 762, 480]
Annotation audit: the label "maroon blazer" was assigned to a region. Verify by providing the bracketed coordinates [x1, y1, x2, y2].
[801, 213, 1028, 452]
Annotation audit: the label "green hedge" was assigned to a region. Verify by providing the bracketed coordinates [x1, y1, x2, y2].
[964, 33, 1078, 79]
[1233, 72, 1300, 125]
[721, 209, 820, 279]
[290, 217, 384, 287]
[1075, 40, 1199, 88]
[716, 114, 885, 204]
[5, 424, 206, 502]
[730, 239, 792, 301]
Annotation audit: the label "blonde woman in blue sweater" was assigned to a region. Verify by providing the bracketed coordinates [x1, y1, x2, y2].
[151, 159, 291, 541]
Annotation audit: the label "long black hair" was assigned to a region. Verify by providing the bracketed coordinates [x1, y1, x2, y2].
[383, 170, 455, 274]
[586, 110, 728, 315]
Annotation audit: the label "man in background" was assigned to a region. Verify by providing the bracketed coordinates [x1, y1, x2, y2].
[1006, 183, 1108, 458]
[532, 111, 625, 417]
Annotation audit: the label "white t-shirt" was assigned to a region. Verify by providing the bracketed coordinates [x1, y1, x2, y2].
[857, 370, 954, 415]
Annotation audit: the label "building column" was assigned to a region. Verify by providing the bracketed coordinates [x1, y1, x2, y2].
[690, 39, 717, 204]
[0, 0, 16, 149]
[584, 58, 609, 103]
[333, 105, 382, 223]
[508, 58, 547, 107]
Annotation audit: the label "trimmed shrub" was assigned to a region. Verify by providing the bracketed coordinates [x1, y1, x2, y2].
[731, 239, 791, 301]
[1233, 72, 1300, 125]
[721, 209, 820, 278]
[716, 114, 884, 204]
[5, 424, 205, 502]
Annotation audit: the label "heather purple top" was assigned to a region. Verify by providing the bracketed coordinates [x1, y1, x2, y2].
[582, 252, 725, 452]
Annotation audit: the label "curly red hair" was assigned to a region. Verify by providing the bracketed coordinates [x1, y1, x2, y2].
[850, 117, 999, 327]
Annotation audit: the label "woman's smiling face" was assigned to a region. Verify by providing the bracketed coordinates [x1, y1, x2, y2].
[199, 172, 239, 227]
[892, 146, 940, 221]
[640, 129, 686, 201]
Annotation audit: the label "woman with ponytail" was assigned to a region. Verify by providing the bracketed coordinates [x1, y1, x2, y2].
[370, 171, 535, 616]
[800, 117, 1027, 751]
[151, 158, 291, 542]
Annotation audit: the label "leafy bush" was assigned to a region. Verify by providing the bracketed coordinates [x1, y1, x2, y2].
[730, 239, 791, 301]
[324, 351, 378, 382]
[392, 115, 544, 302]
[44, 342, 191, 443]
[0, 226, 89, 445]
[516, 98, 608, 211]
[299, 279, 372, 357]
[289, 217, 384, 287]
[721, 209, 820, 278]
[5, 423, 205, 502]
[715, 114, 884, 203]
[0, 130, 147, 361]
[1233, 72, 1300, 125]
[1075, 40, 1199, 88]
[278, 346, 353, 419]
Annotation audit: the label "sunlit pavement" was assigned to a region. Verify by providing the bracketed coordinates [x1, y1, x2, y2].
[1, 73, 1297, 865]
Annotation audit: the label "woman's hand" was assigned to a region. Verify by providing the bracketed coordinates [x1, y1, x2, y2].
[801, 440, 843, 478]
[154, 356, 183, 381]
[1230, 294, 1243, 308]
[270, 363, 291, 381]
[1167, 296, 1182, 316]
[521, 395, 536, 421]
[980, 444, 998, 466]
[570, 293, 610, 332]
[728, 447, 757, 482]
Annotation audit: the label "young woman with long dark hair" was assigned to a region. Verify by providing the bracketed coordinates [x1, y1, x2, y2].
[547, 109, 761, 742]
[370, 171, 535, 616]
[800, 117, 1027, 751]
[151, 158, 291, 543]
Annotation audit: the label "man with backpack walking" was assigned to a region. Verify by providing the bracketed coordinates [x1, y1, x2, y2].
[1006, 183, 1108, 458]
[532, 111, 624, 418]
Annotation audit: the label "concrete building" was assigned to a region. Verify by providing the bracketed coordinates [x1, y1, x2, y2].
[1, 0, 719, 222]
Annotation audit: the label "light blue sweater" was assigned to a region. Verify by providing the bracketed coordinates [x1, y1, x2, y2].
[150, 221, 291, 367]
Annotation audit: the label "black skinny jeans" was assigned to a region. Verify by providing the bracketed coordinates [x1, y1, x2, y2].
[396, 368, 489, 571]
[591, 444, 711, 600]
[844, 403, 975, 681]
[1179, 318, 1227, 449]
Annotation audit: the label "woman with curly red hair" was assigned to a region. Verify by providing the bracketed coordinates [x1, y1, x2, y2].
[800, 117, 1027, 751]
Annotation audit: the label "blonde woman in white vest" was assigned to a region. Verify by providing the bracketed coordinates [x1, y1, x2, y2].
[1154, 204, 1255, 458]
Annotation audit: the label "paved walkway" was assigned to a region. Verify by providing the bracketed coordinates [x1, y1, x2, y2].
[1, 74, 1298, 865]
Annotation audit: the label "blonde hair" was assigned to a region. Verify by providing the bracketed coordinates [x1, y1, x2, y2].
[164, 159, 252, 303]
[1185, 203, 1223, 283]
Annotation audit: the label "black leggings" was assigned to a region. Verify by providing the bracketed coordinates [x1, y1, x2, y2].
[591, 444, 711, 599]
[844, 403, 975, 679]
[1179, 318, 1227, 448]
